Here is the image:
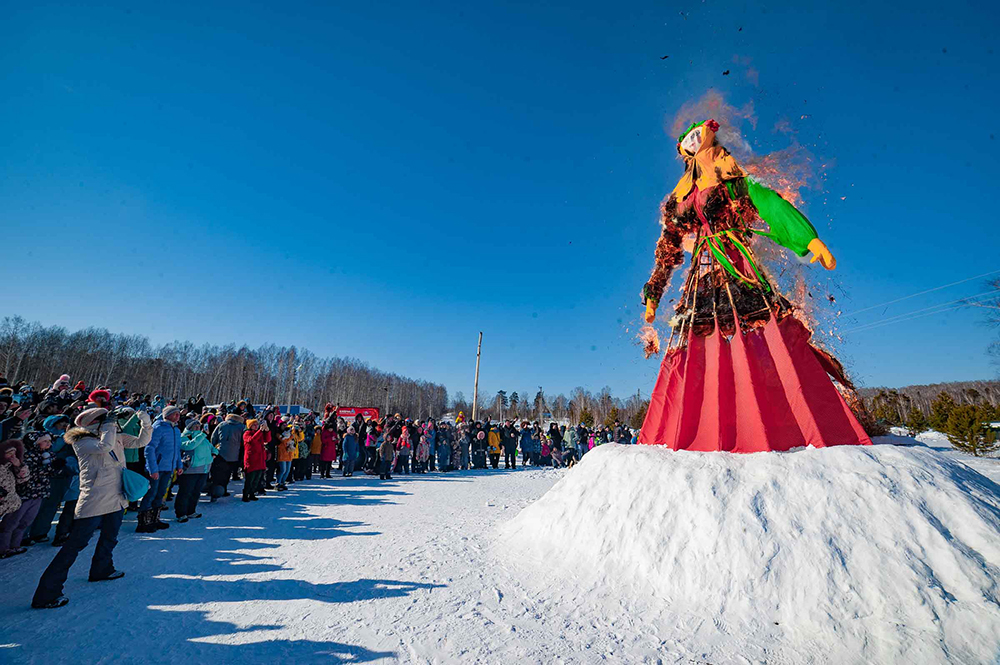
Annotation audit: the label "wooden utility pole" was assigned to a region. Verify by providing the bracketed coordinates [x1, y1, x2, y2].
[284, 349, 298, 414]
[472, 332, 483, 421]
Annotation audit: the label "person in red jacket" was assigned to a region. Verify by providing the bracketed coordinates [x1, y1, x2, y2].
[319, 422, 338, 479]
[242, 419, 270, 502]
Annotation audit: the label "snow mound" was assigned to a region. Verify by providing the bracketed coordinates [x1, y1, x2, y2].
[501, 444, 1000, 663]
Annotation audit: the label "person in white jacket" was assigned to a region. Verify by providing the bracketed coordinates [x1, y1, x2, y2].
[31, 406, 151, 609]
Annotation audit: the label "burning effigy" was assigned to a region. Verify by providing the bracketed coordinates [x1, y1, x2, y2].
[638, 119, 870, 452]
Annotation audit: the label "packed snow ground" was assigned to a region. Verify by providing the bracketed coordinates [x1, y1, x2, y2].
[0, 432, 997, 664]
[504, 437, 1000, 664]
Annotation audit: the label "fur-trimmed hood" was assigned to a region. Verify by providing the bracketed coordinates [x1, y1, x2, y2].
[64, 426, 98, 446]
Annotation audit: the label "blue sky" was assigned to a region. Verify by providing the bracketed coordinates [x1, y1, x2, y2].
[2, 0, 998, 401]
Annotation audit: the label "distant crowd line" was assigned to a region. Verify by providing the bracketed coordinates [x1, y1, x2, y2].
[0, 373, 636, 609]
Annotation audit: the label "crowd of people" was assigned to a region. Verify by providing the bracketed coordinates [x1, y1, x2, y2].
[0, 373, 637, 610]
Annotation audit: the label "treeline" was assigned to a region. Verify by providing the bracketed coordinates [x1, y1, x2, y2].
[860, 380, 1000, 457]
[859, 380, 1000, 424]
[0, 316, 447, 418]
[453, 387, 649, 429]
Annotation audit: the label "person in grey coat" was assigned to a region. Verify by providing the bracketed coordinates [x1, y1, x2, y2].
[209, 413, 244, 499]
[31, 406, 151, 609]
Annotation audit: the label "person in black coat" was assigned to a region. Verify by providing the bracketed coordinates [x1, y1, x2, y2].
[405, 421, 421, 456]
[353, 415, 366, 446]
[501, 421, 518, 469]
[548, 423, 563, 448]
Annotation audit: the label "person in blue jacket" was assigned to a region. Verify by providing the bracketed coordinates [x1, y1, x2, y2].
[519, 423, 534, 466]
[341, 427, 359, 477]
[137, 406, 183, 533]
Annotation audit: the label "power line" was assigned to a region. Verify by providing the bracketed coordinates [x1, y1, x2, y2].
[840, 289, 1000, 334]
[842, 304, 967, 334]
[840, 268, 1000, 317]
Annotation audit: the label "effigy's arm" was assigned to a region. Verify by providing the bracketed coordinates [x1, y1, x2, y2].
[744, 178, 836, 269]
[642, 197, 691, 323]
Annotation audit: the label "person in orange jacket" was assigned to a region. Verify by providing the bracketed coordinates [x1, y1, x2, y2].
[274, 426, 296, 491]
[309, 427, 323, 476]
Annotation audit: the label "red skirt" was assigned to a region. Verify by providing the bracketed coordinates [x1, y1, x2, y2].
[639, 316, 871, 452]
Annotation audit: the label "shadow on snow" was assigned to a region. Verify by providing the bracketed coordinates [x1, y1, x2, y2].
[0, 474, 462, 664]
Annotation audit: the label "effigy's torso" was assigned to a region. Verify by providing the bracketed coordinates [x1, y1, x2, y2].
[669, 181, 789, 339]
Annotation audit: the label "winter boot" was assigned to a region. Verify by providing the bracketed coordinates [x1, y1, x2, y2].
[153, 508, 170, 530]
[135, 511, 155, 534]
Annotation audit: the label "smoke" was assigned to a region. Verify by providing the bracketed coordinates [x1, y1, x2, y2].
[660, 90, 842, 355]
[667, 90, 756, 158]
[744, 144, 817, 207]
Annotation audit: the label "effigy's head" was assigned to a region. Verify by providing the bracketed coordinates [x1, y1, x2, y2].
[677, 119, 720, 157]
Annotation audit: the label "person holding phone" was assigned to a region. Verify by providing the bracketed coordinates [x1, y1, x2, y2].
[31, 406, 151, 609]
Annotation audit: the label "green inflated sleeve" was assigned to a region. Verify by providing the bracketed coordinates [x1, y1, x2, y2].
[745, 178, 818, 257]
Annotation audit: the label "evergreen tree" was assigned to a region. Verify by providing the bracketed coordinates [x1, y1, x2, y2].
[945, 405, 999, 457]
[579, 409, 595, 427]
[509, 392, 519, 417]
[494, 390, 508, 419]
[629, 401, 649, 430]
[905, 406, 928, 438]
[603, 406, 621, 428]
[929, 391, 958, 431]
[870, 389, 906, 425]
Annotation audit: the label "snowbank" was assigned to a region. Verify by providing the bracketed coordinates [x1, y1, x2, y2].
[501, 444, 1000, 663]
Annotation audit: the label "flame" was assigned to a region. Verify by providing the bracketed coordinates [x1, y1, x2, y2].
[638, 324, 661, 358]
[654, 90, 843, 360]
[744, 144, 814, 207]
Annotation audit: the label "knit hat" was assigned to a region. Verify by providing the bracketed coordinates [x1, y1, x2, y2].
[74, 381, 86, 391]
[88, 389, 111, 405]
[23, 430, 50, 447]
[245, 419, 258, 429]
[38, 399, 59, 413]
[162, 405, 181, 420]
[75, 407, 109, 428]
[52, 374, 71, 391]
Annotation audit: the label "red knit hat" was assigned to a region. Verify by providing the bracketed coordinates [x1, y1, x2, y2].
[74, 381, 86, 391]
[88, 389, 111, 404]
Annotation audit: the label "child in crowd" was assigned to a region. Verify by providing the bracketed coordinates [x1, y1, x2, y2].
[396, 428, 411, 475]
[415, 434, 429, 473]
[378, 435, 395, 480]
[341, 427, 359, 477]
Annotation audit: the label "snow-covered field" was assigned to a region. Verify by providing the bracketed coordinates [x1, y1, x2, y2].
[505, 435, 1000, 664]
[1, 432, 998, 664]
